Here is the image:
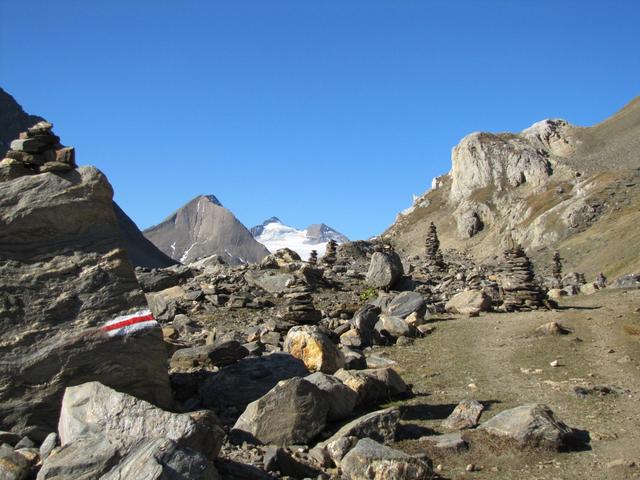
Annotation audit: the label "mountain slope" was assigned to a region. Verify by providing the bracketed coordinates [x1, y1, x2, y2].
[143, 195, 269, 265]
[251, 217, 348, 260]
[384, 97, 640, 279]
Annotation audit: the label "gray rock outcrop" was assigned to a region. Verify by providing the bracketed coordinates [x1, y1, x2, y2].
[0, 155, 172, 439]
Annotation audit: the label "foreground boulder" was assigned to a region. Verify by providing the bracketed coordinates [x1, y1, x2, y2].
[59, 382, 224, 459]
[231, 377, 328, 446]
[37, 436, 220, 480]
[478, 404, 576, 450]
[340, 438, 432, 479]
[284, 325, 345, 374]
[0, 164, 172, 440]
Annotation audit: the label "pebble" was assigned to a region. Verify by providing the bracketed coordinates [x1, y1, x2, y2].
[550, 360, 560, 367]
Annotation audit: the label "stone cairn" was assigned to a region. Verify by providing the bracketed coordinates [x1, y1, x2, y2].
[595, 272, 607, 289]
[552, 251, 563, 286]
[279, 279, 322, 324]
[425, 222, 444, 268]
[308, 250, 318, 265]
[1, 121, 76, 181]
[322, 239, 338, 265]
[499, 240, 545, 311]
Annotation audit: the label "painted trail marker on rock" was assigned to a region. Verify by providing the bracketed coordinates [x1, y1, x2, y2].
[102, 309, 158, 337]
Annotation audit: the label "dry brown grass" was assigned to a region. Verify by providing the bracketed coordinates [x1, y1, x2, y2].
[623, 324, 640, 336]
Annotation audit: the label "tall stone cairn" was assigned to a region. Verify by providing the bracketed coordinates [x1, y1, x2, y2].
[322, 239, 338, 265]
[552, 251, 563, 285]
[308, 249, 318, 265]
[425, 222, 444, 267]
[499, 242, 545, 311]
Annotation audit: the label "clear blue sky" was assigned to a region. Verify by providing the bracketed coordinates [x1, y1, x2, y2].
[1, 1, 638, 240]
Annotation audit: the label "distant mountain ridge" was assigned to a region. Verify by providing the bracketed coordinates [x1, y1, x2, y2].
[143, 195, 269, 265]
[251, 217, 348, 260]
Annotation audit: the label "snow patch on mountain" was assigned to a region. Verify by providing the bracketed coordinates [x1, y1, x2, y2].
[252, 218, 348, 260]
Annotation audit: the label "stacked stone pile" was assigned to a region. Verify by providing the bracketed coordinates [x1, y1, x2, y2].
[424, 222, 444, 268]
[322, 239, 338, 265]
[1, 121, 76, 180]
[499, 243, 546, 311]
[278, 278, 322, 324]
[308, 249, 318, 264]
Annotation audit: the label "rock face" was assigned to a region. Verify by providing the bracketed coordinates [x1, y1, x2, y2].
[340, 438, 432, 479]
[479, 404, 575, 450]
[143, 194, 270, 265]
[231, 377, 328, 446]
[449, 131, 553, 203]
[0, 152, 172, 439]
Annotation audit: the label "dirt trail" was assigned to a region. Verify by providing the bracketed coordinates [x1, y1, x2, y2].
[382, 288, 640, 479]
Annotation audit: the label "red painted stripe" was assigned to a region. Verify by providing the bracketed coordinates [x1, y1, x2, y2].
[102, 313, 155, 332]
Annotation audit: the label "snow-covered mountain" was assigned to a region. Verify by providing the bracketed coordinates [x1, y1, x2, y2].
[251, 217, 348, 260]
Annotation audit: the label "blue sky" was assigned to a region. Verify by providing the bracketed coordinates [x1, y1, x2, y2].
[1, 1, 638, 240]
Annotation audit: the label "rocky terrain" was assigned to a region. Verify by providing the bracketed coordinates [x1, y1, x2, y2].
[386, 98, 640, 280]
[251, 217, 349, 260]
[0, 93, 638, 480]
[144, 194, 270, 266]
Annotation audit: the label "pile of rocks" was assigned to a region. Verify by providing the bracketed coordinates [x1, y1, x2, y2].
[1, 121, 76, 180]
[424, 222, 444, 267]
[276, 277, 322, 324]
[499, 243, 546, 311]
[322, 239, 338, 265]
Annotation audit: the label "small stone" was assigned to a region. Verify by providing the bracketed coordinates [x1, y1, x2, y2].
[550, 360, 560, 367]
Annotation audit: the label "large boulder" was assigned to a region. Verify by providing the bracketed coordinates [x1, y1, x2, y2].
[365, 251, 404, 290]
[478, 404, 576, 450]
[340, 438, 432, 479]
[0, 166, 172, 440]
[445, 289, 491, 315]
[59, 382, 224, 459]
[199, 353, 309, 413]
[304, 372, 357, 421]
[231, 377, 328, 446]
[284, 325, 345, 374]
[37, 435, 220, 480]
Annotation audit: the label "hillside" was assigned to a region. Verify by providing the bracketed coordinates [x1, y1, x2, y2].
[384, 97, 640, 279]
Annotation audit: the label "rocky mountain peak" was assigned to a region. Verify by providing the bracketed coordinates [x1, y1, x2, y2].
[250, 216, 283, 237]
[143, 195, 269, 265]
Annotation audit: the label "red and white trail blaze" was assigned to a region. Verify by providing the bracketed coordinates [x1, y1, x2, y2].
[101, 309, 158, 337]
